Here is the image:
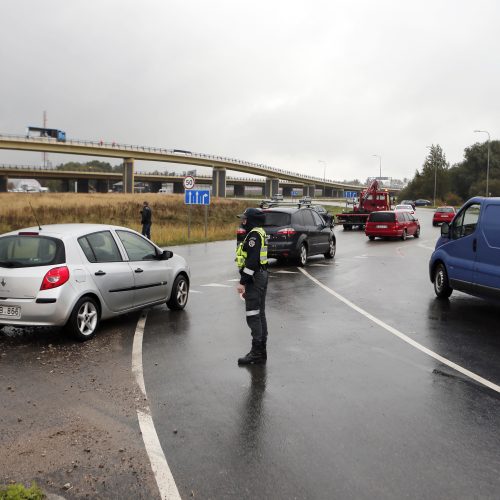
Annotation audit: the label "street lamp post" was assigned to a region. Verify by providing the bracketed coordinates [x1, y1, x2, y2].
[473, 130, 491, 197]
[372, 155, 382, 179]
[426, 145, 437, 206]
[318, 160, 327, 197]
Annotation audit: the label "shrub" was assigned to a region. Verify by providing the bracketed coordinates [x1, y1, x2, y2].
[0, 483, 45, 500]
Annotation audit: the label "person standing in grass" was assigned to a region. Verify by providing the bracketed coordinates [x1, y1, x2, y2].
[140, 201, 152, 239]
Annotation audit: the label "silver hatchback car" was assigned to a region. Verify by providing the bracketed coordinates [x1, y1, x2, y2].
[0, 224, 190, 340]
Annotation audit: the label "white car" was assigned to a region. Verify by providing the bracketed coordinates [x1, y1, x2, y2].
[0, 224, 190, 340]
[394, 204, 415, 214]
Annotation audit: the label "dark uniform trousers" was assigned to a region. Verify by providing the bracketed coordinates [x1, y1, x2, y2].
[244, 269, 269, 343]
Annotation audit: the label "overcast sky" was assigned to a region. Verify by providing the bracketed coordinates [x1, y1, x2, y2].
[1, 0, 499, 182]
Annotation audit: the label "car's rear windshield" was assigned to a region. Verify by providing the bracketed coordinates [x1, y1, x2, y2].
[437, 208, 454, 213]
[0, 235, 65, 268]
[369, 212, 396, 222]
[263, 212, 291, 227]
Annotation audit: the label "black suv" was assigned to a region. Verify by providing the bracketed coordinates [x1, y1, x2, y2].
[237, 205, 336, 266]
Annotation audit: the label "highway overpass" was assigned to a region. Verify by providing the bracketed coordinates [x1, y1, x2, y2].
[0, 134, 398, 197]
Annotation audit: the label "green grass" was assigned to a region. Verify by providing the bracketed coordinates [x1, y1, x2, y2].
[0, 483, 45, 500]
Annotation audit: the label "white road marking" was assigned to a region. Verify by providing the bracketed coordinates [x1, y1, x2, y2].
[298, 268, 500, 394]
[418, 242, 436, 251]
[227, 278, 240, 282]
[132, 311, 182, 500]
[275, 270, 299, 274]
[200, 283, 232, 287]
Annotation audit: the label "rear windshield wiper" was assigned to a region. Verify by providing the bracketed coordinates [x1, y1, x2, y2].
[0, 260, 24, 268]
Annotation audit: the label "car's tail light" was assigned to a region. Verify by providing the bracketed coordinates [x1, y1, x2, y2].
[40, 266, 70, 290]
[236, 228, 246, 236]
[277, 228, 296, 236]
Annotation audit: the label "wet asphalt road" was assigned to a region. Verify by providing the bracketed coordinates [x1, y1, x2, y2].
[142, 208, 500, 500]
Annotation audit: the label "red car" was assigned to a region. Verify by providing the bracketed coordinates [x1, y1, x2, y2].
[432, 206, 456, 226]
[365, 210, 420, 241]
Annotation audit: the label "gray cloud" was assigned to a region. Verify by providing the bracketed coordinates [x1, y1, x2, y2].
[1, 0, 499, 181]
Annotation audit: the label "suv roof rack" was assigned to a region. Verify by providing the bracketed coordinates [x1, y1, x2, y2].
[258, 197, 320, 209]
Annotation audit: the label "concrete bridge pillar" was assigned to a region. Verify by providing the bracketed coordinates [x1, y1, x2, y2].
[212, 167, 227, 197]
[323, 187, 334, 198]
[77, 178, 89, 193]
[123, 158, 135, 194]
[264, 178, 279, 198]
[60, 179, 70, 192]
[151, 181, 162, 193]
[282, 185, 293, 197]
[303, 185, 315, 198]
[96, 180, 108, 193]
[0, 176, 7, 192]
[234, 184, 245, 197]
[173, 181, 184, 194]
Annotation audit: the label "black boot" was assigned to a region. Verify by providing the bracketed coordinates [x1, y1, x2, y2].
[262, 338, 267, 360]
[238, 340, 266, 365]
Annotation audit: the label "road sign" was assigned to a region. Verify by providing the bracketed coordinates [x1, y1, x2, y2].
[344, 191, 357, 198]
[184, 189, 210, 205]
[183, 176, 195, 190]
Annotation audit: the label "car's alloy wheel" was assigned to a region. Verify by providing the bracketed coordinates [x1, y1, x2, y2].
[434, 263, 453, 298]
[67, 296, 100, 341]
[324, 239, 336, 259]
[298, 243, 308, 266]
[167, 274, 189, 310]
[401, 229, 407, 241]
[368, 235, 375, 241]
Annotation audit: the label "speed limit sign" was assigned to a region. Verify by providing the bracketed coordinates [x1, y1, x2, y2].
[183, 176, 195, 190]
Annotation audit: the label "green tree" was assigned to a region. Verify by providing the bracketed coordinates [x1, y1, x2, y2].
[399, 144, 449, 202]
[449, 140, 500, 198]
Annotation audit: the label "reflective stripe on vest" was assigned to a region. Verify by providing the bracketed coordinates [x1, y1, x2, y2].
[236, 227, 268, 269]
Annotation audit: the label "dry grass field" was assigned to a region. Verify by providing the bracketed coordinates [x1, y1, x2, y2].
[0, 193, 250, 246]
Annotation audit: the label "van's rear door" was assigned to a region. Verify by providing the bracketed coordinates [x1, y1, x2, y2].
[473, 200, 500, 299]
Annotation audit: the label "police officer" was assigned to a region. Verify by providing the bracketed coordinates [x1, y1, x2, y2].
[236, 208, 269, 365]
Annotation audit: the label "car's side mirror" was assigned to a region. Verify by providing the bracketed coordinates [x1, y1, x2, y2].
[157, 250, 173, 260]
[441, 222, 450, 238]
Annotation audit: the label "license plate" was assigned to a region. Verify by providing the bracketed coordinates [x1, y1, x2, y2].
[376, 225, 388, 228]
[0, 305, 21, 319]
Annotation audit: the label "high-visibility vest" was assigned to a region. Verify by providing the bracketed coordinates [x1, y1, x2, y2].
[236, 227, 268, 269]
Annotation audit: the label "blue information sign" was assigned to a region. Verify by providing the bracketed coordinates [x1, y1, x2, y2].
[184, 189, 211, 205]
[344, 191, 357, 198]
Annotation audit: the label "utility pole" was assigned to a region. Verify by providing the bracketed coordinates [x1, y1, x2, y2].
[43, 110, 48, 168]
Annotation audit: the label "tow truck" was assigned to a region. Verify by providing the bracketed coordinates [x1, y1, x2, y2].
[336, 180, 391, 230]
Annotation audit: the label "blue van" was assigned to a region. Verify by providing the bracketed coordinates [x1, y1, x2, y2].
[429, 197, 500, 300]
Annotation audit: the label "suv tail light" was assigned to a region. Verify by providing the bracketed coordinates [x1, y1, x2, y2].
[236, 228, 246, 236]
[40, 266, 70, 290]
[277, 228, 296, 236]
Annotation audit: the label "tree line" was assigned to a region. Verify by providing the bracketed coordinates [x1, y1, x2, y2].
[399, 140, 499, 204]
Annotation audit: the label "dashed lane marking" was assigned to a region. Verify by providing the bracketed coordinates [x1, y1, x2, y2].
[132, 311, 181, 500]
[298, 268, 500, 394]
[275, 270, 299, 274]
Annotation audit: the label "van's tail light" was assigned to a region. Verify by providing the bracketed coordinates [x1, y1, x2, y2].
[236, 228, 246, 236]
[40, 266, 70, 290]
[277, 228, 296, 236]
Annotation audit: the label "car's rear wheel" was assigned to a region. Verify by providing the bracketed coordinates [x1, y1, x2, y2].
[434, 263, 453, 298]
[167, 274, 189, 310]
[414, 227, 420, 238]
[401, 229, 407, 241]
[432, 222, 437, 227]
[297, 243, 308, 266]
[67, 296, 100, 341]
[324, 238, 336, 259]
[368, 235, 375, 241]
[343, 225, 352, 231]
